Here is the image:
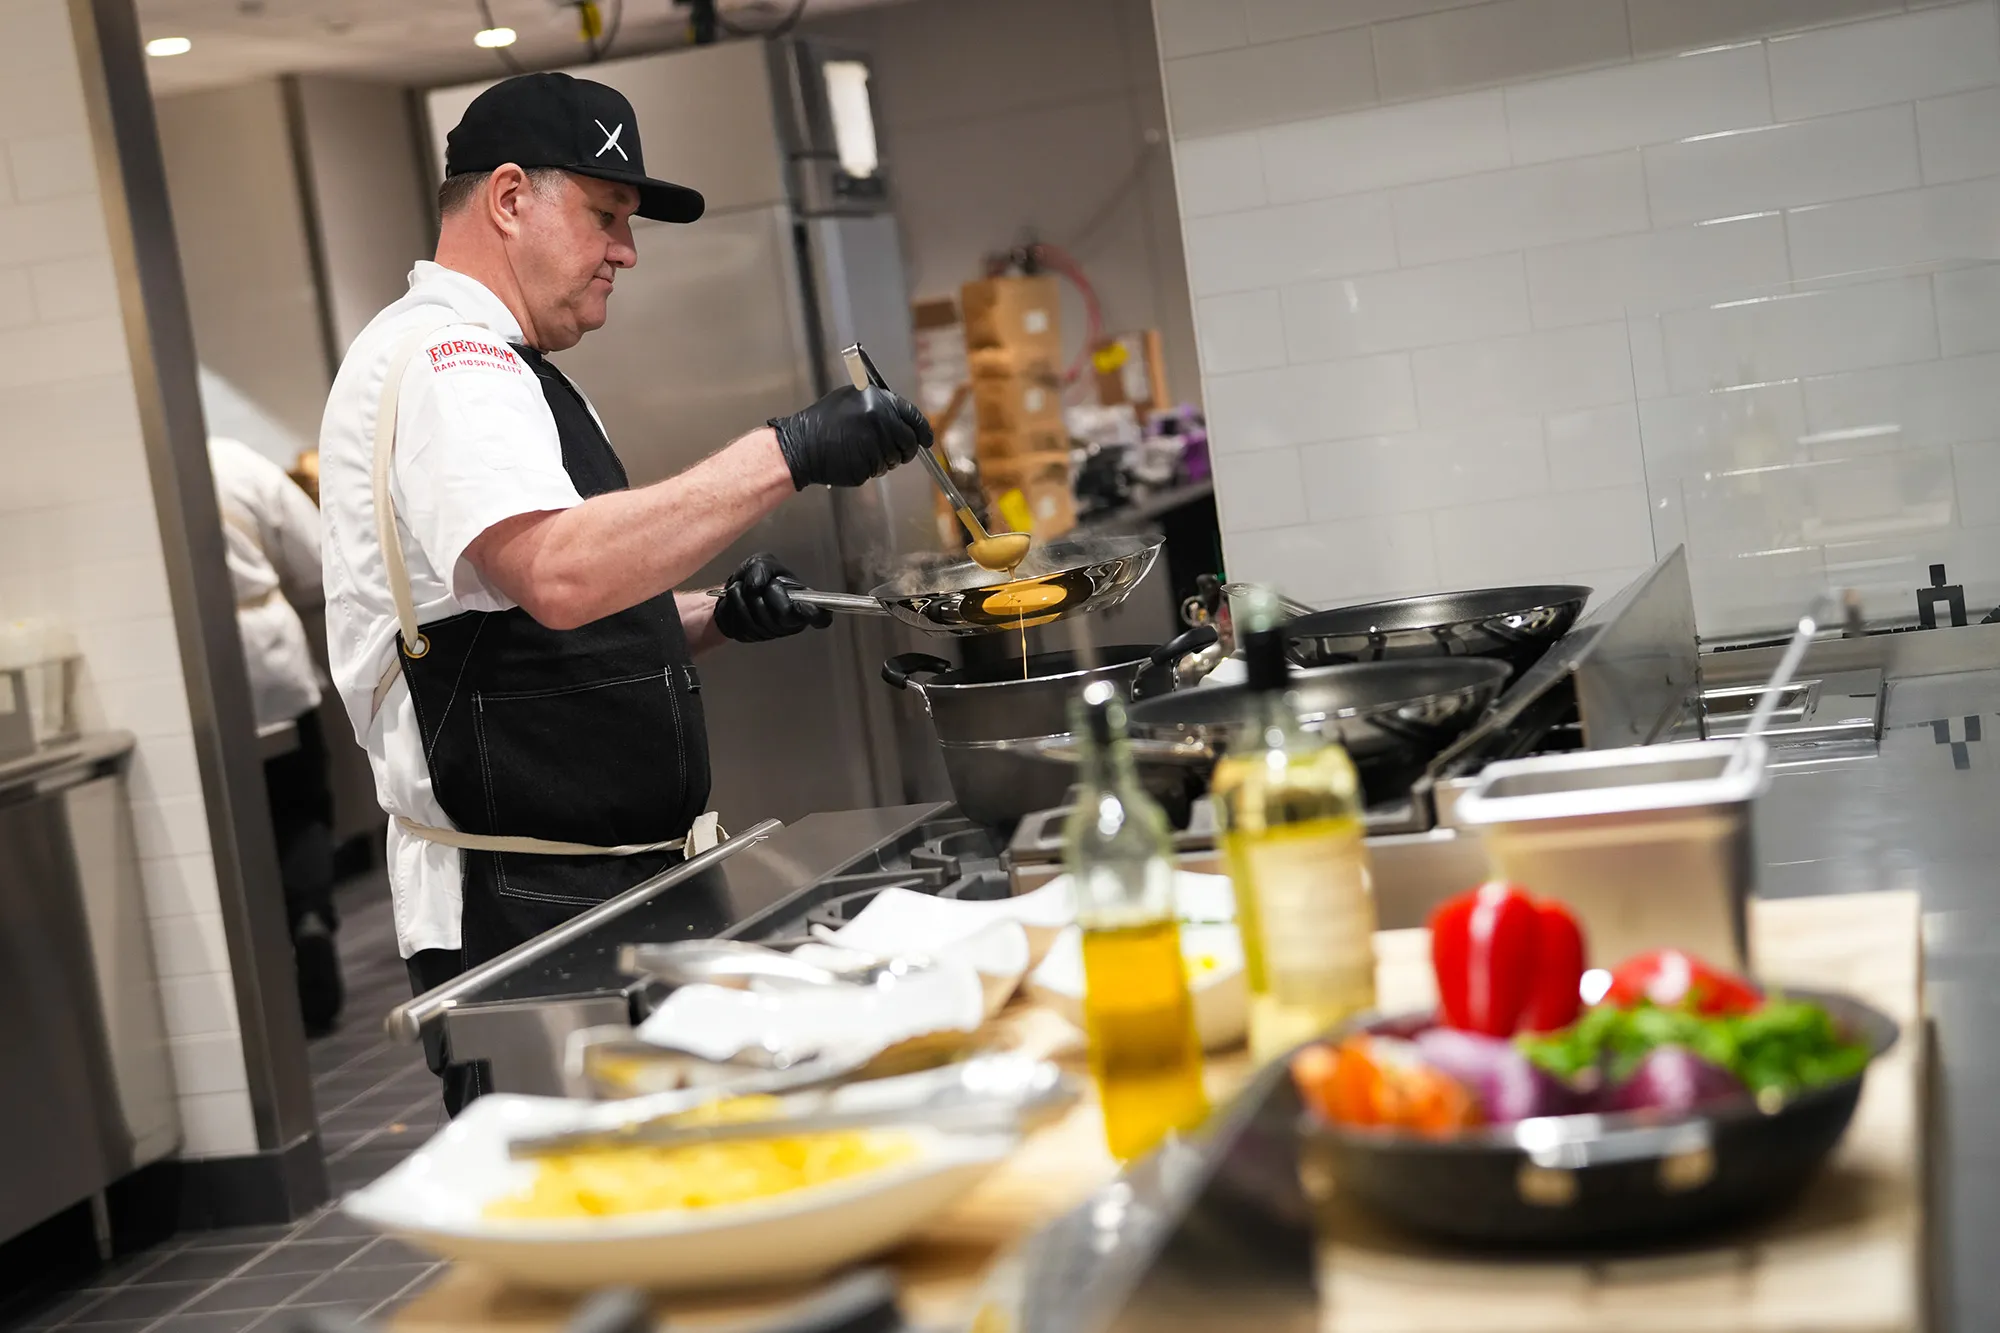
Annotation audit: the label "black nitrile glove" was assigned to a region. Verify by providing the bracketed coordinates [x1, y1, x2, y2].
[769, 385, 932, 490]
[713, 553, 833, 643]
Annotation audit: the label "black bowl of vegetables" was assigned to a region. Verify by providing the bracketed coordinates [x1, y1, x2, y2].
[1292, 887, 1899, 1247]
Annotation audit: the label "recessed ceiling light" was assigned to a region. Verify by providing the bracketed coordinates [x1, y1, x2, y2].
[473, 26, 517, 48]
[145, 36, 192, 56]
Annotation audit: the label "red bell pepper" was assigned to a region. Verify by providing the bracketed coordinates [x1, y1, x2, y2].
[1429, 882, 1586, 1036]
[1604, 949, 1760, 1016]
[1522, 901, 1586, 1032]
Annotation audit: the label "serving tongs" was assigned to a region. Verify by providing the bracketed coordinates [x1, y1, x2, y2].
[511, 1055, 1081, 1160]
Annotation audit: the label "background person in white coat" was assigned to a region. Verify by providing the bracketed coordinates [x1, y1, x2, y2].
[210, 434, 345, 1033]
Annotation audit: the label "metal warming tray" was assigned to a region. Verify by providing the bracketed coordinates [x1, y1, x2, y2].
[1452, 738, 1769, 970]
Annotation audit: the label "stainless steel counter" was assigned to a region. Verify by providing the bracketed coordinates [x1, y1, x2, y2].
[387, 803, 957, 1094]
[1734, 660, 2000, 1332]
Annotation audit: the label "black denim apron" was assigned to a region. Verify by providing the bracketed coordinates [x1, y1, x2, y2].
[397, 343, 711, 968]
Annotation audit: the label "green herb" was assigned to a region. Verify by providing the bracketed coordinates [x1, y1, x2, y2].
[1516, 993, 1870, 1098]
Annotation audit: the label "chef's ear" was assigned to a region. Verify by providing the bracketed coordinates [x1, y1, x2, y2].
[487, 163, 535, 238]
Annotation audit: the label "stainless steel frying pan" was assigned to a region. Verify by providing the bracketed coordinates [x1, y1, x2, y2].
[714, 533, 1163, 636]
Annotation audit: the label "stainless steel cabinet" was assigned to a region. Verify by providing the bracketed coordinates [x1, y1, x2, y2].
[0, 737, 178, 1245]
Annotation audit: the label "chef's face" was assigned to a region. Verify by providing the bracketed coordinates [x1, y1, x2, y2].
[514, 172, 639, 351]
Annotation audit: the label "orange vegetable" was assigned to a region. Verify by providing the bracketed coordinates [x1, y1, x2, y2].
[1292, 1037, 1482, 1138]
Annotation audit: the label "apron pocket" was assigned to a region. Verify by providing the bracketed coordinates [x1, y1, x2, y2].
[471, 670, 695, 908]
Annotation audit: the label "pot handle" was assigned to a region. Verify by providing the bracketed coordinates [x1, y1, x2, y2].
[1139, 623, 1220, 687]
[882, 653, 954, 690]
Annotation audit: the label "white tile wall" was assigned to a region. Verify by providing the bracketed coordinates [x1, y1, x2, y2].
[1502, 43, 1772, 167]
[1158, 0, 2000, 623]
[0, 0, 256, 1158]
[1642, 107, 1921, 228]
[1916, 87, 2000, 184]
[1392, 152, 1650, 265]
[1765, 1, 2000, 119]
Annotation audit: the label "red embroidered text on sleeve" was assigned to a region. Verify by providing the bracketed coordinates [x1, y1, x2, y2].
[428, 338, 524, 375]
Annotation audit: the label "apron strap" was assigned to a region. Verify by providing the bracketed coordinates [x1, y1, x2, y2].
[395, 810, 725, 857]
[371, 322, 455, 678]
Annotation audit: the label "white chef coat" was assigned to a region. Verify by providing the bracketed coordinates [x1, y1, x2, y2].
[209, 435, 323, 730]
[319, 261, 588, 958]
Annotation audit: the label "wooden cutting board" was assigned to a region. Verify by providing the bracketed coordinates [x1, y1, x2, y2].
[394, 890, 1923, 1333]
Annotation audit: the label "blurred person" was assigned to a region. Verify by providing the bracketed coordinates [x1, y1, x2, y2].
[210, 435, 344, 1034]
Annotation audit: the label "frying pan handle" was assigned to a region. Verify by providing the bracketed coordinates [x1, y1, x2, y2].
[1525, 1117, 1712, 1169]
[1220, 580, 1318, 620]
[882, 653, 954, 690]
[701, 584, 886, 617]
[1139, 623, 1220, 688]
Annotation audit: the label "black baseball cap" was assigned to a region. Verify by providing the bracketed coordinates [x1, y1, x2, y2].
[445, 72, 705, 224]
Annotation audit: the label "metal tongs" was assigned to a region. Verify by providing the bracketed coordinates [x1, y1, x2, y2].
[510, 1055, 1082, 1160]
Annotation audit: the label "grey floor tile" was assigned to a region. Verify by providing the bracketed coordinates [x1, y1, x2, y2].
[340, 1238, 427, 1269]
[293, 1266, 431, 1308]
[12, 1288, 112, 1327]
[234, 1242, 367, 1280]
[78, 1251, 172, 1290]
[150, 1313, 269, 1333]
[135, 1248, 268, 1286]
[178, 1227, 294, 1251]
[70, 1282, 210, 1322]
[62, 1320, 160, 1333]
[178, 1275, 318, 1316]
[286, 1214, 372, 1244]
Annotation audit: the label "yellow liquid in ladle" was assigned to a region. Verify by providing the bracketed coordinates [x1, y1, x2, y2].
[960, 517, 1032, 575]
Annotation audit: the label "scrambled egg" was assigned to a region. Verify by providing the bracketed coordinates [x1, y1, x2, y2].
[487, 1096, 917, 1220]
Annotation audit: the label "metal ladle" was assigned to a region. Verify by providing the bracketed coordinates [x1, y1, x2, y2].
[842, 343, 1031, 575]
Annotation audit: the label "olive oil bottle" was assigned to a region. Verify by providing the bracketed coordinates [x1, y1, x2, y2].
[1064, 680, 1208, 1161]
[1210, 589, 1377, 1063]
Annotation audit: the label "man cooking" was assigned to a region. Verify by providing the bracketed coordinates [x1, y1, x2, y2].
[318, 72, 930, 1112]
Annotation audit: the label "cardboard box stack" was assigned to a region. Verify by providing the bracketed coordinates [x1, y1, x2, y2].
[960, 274, 1075, 539]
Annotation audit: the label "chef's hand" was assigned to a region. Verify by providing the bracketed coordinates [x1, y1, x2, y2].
[769, 386, 932, 490]
[713, 553, 833, 643]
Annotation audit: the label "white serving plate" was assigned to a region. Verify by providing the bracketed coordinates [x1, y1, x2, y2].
[342, 1093, 1013, 1292]
[807, 916, 1032, 1018]
[1026, 922, 1248, 1052]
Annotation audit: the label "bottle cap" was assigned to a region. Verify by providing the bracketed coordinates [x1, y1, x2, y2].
[1079, 678, 1118, 746]
[1231, 586, 1293, 693]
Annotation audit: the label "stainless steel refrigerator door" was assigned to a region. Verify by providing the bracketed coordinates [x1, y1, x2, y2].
[801, 213, 953, 806]
[545, 203, 888, 826]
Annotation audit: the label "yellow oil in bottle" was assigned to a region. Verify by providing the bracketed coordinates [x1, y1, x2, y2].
[1080, 917, 1209, 1162]
[1212, 592, 1378, 1064]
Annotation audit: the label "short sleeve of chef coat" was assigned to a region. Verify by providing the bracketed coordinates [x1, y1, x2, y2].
[391, 325, 584, 610]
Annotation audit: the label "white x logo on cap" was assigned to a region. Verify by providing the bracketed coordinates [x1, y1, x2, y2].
[593, 118, 627, 161]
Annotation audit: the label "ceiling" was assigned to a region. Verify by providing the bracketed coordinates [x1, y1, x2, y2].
[134, 0, 896, 96]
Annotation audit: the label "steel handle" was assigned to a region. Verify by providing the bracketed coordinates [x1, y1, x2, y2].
[383, 818, 784, 1044]
[1220, 581, 1317, 620]
[701, 584, 887, 616]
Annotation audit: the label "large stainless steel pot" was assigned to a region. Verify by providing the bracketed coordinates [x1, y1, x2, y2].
[1284, 585, 1589, 677]
[883, 628, 1217, 830]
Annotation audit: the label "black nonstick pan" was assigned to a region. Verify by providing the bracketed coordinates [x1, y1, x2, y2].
[1300, 987, 1899, 1247]
[1284, 585, 1590, 677]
